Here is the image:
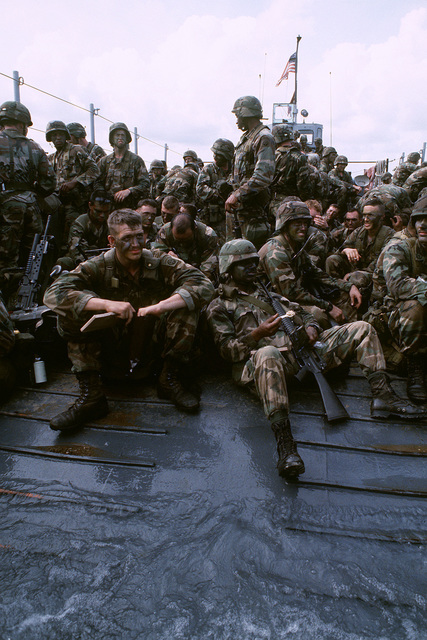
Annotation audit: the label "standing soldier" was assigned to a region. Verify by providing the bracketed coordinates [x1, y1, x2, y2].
[196, 138, 234, 244]
[46, 120, 100, 248]
[95, 122, 150, 210]
[148, 159, 166, 200]
[67, 122, 106, 163]
[225, 96, 275, 249]
[0, 101, 56, 297]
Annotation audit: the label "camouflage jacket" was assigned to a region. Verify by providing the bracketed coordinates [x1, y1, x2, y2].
[339, 225, 395, 273]
[271, 144, 311, 200]
[152, 220, 219, 281]
[330, 224, 350, 251]
[328, 168, 355, 188]
[0, 295, 15, 357]
[304, 226, 330, 268]
[358, 184, 413, 214]
[149, 175, 163, 200]
[43, 248, 215, 324]
[392, 162, 418, 187]
[0, 129, 55, 197]
[86, 142, 106, 163]
[371, 229, 412, 302]
[159, 165, 198, 203]
[382, 237, 427, 306]
[258, 233, 351, 311]
[232, 124, 275, 210]
[67, 214, 109, 263]
[196, 162, 232, 224]
[403, 167, 427, 202]
[49, 142, 99, 207]
[206, 282, 319, 378]
[142, 223, 159, 250]
[96, 150, 150, 202]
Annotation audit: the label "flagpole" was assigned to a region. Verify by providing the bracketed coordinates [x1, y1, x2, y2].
[294, 35, 301, 123]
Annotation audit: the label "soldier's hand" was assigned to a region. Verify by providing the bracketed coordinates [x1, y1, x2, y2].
[105, 300, 135, 324]
[305, 325, 319, 345]
[59, 178, 78, 194]
[168, 250, 179, 259]
[342, 247, 361, 264]
[349, 284, 362, 308]
[225, 192, 239, 212]
[251, 314, 282, 341]
[114, 189, 131, 202]
[314, 215, 329, 230]
[328, 304, 345, 324]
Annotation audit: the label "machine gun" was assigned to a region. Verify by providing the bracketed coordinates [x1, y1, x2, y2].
[258, 279, 349, 422]
[9, 216, 54, 326]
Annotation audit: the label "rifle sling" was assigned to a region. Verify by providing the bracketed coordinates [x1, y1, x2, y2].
[236, 293, 275, 316]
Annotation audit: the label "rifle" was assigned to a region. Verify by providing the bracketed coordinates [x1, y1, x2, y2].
[9, 216, 53, 325]
[258, 279, 349, 422]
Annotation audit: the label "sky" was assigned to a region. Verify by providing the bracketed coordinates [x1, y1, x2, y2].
[2, 0, 427, 178]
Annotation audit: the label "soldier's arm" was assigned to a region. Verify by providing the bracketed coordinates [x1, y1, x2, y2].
[235, 132, 275, 202]
[196, 166, 217, 202]
[383, 242, 427, 302]
[131, 157, 150, 199]
[159, 255, 215, 310]
[34, 144, 56, 196]
[206, 298, 258, 363]
[74, 146, 100, 188]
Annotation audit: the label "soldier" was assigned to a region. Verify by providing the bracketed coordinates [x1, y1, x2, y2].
[320, 146, 337, 173]
[196, 138, 234, 244]
[183, 150, 198, 168]
[258, 201, 362, 328]
[46, 120, 100, 247]
[330, 208, 363, 250]
[57, 189, 113, 270]
[328, 155, 361, 212]
[403, 166, 427, 202]
[135, 198, 159, 249]
[314, 137, 324, 158]
[43, 209, 214, 431]
[0, 101, 56, 296]
[383, 195, 427, 402]
[160, 195, 180, 224]
[392, 152, 420, 186]
[148, 159, 166, 199]
[207, 240, 423, 480]
[326, 198, 395, 304]
[95, 122, 150, 209]
[269, 125, 311, 219]
[153, 212, 219, 283]
[225, 95, 275, 249]
[299, 134, 309, 154]
[158, 162, 199, 204]
[67, 122, 106, 163]
[380, 172, 392, 185]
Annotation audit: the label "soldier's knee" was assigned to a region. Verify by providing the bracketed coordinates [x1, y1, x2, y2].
[253, 345, 282, 363]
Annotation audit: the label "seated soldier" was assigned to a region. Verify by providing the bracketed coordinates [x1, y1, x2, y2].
[153, 212, 219, 283]
[258, 201, 362, 329]
[160, 195, 180, 225]
[135, 198, 159, 250]
[57, 189, 113, 270]
[382, 195, 427, 403]
[43, 209, 214, 431]
[207, 240, 424, 480]
[330, 208, 362, 250]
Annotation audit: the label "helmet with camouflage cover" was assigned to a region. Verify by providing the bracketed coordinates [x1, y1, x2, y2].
[150, 159, 164, 170]
[275, 201, 311, 233]
[407, 152, 421, 164]
[67, 122, 86, 138]
[0, 101, 33, 126]
[45, 120, 70, 142]
[211, 138, 235, 160]
[219, 239, 259, 276]
[410, 194, 427, 221]
[272, 124, 293, 145]
[183, 149, 198, 161]
[335, 155, 348, 166]
[109, 122, 132, 145]
[231, 96, 263, 119]
[322, 146, 337, 158]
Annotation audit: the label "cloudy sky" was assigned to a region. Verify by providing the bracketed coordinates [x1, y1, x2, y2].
[2, 0, 426, 177]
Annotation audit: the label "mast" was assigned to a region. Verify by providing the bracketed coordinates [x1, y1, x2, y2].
[293, 35, 301, 123]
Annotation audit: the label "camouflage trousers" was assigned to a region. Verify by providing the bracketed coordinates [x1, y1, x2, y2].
[225, 208, 271, 250]
[326, 255, 373, 291]
[388, 299, 427, 355]
[238, 321, 385, 423]
[59, 307, 199, 375]
[302, 290, 358, 330]
[0, 192, 43, 271]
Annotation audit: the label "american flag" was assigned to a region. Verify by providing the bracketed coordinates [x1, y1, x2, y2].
[276, 52, 296, 86]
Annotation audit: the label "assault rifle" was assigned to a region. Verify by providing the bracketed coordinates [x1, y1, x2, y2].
[258, 280, 349, 422]
[9, 216, 53, 326]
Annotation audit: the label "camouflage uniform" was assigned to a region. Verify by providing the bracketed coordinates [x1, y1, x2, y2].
[358, 184, 413, 217]
[328, 167, 358, 211]
[258, 232, 355, 326]
[207, 282, 385, 422]
[158, 164, 198, 203]
[43, 249, 214, 374]
[86, 142, 106, 163]
[96, 150, 150, 208]
[0, 294, 15, 357]
[326, 224, 395, 292]
[196, 162, 231, 243]
[392, 162, 419, 187]
[304, 225, 330, 269]
[142, 222, 159, 250]
[0, 129, 56, 280]
[403, 167, 427, 202]
[382, 237, 427, 354]
[329, 224, 349, 250]
[60, 213, 109, 269]
[269, 144, 311, 218]
[152, 220, 219, 282]
[229, 124, 275, 248]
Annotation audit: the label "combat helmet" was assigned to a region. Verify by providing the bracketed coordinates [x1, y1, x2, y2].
[272, 125, 293, 145]
[45, 120, 70, 142]
[0, 101, 32, 126]
[322, 146, 337, 158]
[219, 239, 259, 276]
[231, 96, 263, 119]
[109, 122, 132, 145]
[150, 159, 164, 170]
[211, 138, 235, 160]
[407, 152, 421, 164]
[335, 155, 348, 166]
[275, 201, 311, 233]
[410, 195, 427, 222]
[183, 149, 198, 162]
[67, 122, 86, 138]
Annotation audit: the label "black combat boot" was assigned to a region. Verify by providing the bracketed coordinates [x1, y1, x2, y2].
[157, 359, 199, 411]
[368, 371, 426, 419]
[271, 420, 305, 480]
[50, 371, 108, 431]
[406, 356, 427, 404]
